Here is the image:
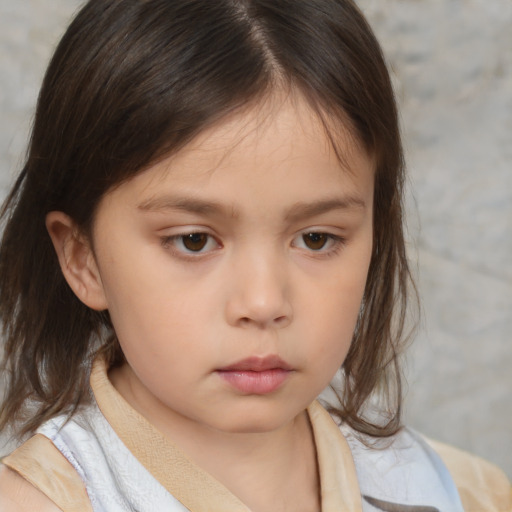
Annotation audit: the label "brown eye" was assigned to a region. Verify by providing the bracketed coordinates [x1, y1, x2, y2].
[182, 233, 209, 252]
[302, 233, 328, 250]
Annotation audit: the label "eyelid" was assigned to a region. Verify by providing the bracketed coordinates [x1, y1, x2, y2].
[160, 229, 222, 257]
[159, 226, 346, 260]
[292, 230, 347, 255]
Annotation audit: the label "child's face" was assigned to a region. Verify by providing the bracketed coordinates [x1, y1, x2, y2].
[90, 94, 374, 434]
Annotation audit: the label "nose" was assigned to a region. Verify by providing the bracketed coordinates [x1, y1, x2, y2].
[224, 250, 292, 329]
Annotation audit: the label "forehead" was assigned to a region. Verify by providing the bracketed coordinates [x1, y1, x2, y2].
[103, 93, 375, 213]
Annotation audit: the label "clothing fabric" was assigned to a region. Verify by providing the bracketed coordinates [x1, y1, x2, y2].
[3, 357, 511, 511]
[1, 434, 92, 512]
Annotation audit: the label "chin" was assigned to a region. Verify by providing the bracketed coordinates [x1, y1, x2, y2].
[210, 403, 303, 435]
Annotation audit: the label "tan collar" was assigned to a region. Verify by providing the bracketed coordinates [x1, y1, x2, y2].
[90, 358, 362, 512]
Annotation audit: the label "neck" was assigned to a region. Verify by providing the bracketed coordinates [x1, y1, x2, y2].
[109, 363, 321, 512]
[181, 409, 319, 512]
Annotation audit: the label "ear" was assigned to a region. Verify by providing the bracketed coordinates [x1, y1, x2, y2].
[46, 211, 108, 311]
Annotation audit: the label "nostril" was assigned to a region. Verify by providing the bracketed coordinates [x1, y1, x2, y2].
[236, 314, 290, 329]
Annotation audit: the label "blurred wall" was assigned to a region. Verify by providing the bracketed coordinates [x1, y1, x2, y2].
[357, 0, 512, 478]
[1, 1, 511, 478]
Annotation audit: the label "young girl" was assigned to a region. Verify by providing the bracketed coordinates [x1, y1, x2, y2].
[0, 0, 509, 511]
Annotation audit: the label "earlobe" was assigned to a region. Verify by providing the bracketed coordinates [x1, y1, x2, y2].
[45, 211, 108, 311]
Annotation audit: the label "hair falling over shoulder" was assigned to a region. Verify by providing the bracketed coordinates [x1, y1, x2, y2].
[0, 0, 416, 441]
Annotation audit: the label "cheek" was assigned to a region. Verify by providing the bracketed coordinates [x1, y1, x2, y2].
[102, 265, 217, 370]
[301, 257, 370, 365]
[308, 295, 360, 359]
[98, 244, 194, 330]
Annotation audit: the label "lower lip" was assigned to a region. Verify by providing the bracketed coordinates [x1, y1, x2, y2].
[217, 369, 291, 394]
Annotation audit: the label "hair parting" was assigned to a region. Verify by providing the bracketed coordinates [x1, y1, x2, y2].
[0, 0, 416, 441]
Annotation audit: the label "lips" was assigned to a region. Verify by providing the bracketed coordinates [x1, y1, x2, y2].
[219, 355, 293, 372]
[217, 356, 293, 394]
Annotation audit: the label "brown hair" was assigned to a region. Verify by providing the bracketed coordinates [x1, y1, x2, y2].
[0, 0, 414, 439]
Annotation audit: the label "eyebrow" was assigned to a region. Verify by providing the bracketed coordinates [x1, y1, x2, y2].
[137, 195, 366, 220]
[284, 197, 366, 222]
[138, 196, 237, 217]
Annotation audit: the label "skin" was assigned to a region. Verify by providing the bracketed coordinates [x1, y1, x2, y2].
[0, 466, 61, 512]
[42, 93, 375, 512]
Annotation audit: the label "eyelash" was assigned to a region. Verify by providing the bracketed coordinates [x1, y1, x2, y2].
[160, 231, 346, 258]
[160, 232, 221, 256]
[292, 232, 346, 257]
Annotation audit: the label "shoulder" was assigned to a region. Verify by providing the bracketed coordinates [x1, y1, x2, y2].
[1, 434, 92, 512]
[339, 424, 466, 510]
[428, 438, 512, 512]
[340, 421, 510, 511]
[0, 464, 62, 512]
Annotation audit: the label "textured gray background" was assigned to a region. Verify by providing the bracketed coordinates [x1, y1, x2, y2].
[1, 1, 511, 479]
